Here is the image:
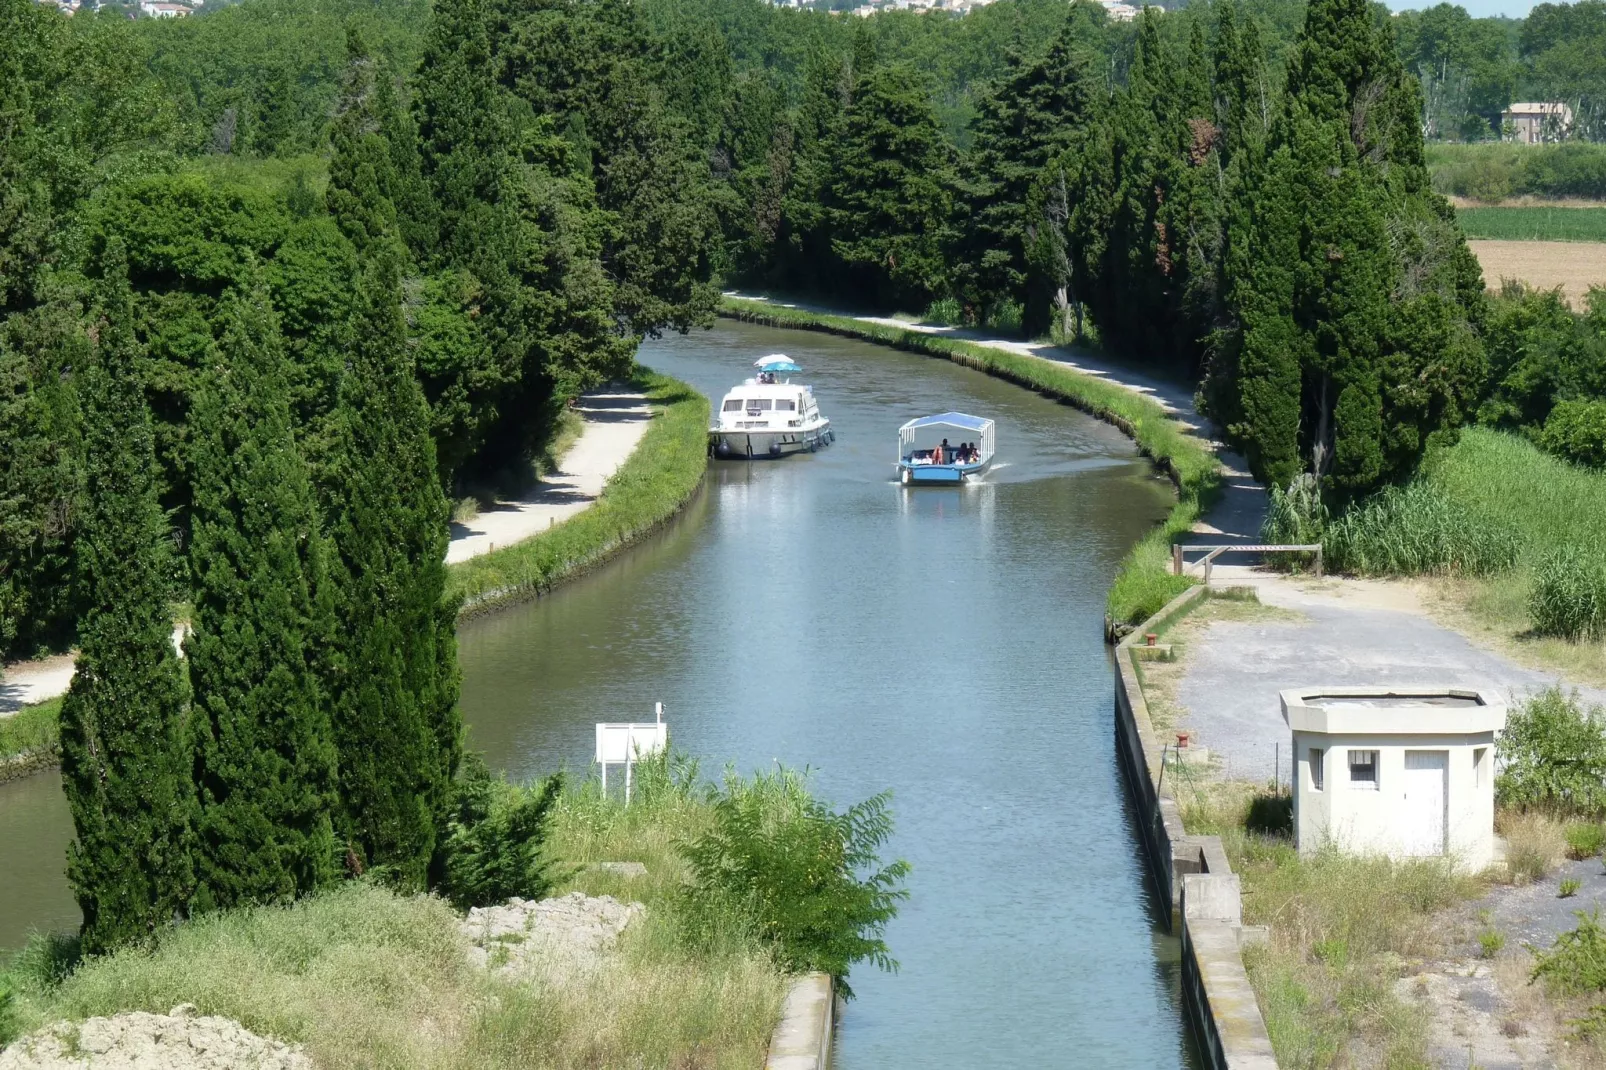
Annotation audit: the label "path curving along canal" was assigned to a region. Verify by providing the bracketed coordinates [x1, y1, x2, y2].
[0, 318, 1195, 1067]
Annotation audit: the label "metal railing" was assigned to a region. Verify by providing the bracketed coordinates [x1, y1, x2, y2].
[1172, 542, 1323, 582]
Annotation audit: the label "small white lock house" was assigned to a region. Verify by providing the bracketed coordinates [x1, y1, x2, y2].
[1280, 687, 1507, 870]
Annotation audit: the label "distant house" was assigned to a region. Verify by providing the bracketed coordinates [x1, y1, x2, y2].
[138, 0, 192, 15]
[1501, 102, 1574, 144]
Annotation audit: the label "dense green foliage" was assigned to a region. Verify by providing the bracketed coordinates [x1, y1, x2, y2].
[1531, 548, 1606, 639]
[1497, 687, 1606, 815]
[680, 767, 909, 997]
[437, 756, 563, 910]
[1541, 398, 1606, 468]
[58, 247, 195, 955]
[0, 697, 61, 767]
[1432, 143, 1606, 201]
[1455, 205, 1606, 241]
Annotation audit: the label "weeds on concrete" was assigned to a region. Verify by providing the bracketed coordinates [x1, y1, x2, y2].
[1501, 811, 1569, 884]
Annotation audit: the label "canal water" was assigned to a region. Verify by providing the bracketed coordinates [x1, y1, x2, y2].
[0, 318, 1193, 1067]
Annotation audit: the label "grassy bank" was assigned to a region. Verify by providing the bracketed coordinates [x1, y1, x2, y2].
[720, 297, 1220, 628]
[1456, 205, 1606, 242]
[445, 369, 710, 616]
[0, 764, 794, 1068]
[0, 697, 61, 774]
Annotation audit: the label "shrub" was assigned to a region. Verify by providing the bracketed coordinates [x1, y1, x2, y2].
[1480, 928, 1507, 958]
[1318, 483, 1520, 577]
[1567, 823, 1606, 860]
[436, 755, 564, 909]
[678, 767, 909, 996]
[1541, 400, 1606, 471]
[1530, 548, 1606, 641]
[1563, 878, 1583, 898]
[922, 297, 964, 326]
[1497, 688, 1606, 816]
[986, 300, 1023, 334]
[1533, 909, 1606, 995]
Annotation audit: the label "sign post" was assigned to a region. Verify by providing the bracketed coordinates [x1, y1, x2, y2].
[595, 702, 668, 805]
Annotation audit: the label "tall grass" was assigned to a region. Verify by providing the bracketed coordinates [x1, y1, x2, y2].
[0, 697, 61, 767]
[1314, 482, 1521, 576]
[1427, 428, 1606, 558]
[720, 297, 1220, 626]
[0, 759, 791, 1068]
[446, 369, 709, 615]
[1179, 776, 1484, 1068]
[1429, 141, 1606, 202]
[1455, 206, 1606, 243]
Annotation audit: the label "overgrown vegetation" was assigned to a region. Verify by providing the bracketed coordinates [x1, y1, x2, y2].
[720, 298, 1219, 626]
[445, 371, 710, 613]
[0, 755, 905, 1063]
[1176, 775, 1483, 1068]
[0, 698, 61, 768]
[1430, 143, 1606, 203]
[1497, 687, 1606, 816]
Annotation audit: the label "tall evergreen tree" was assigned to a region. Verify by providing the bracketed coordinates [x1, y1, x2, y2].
[827, 62, 954, 310]
[325, 244, 460, 888]
[1223, 0, 1486, 496]
[59, 241, 193, 954]
[954, 19, 1096, 333]
[186, 279, 338, 912]
[326, 27, 400, 254]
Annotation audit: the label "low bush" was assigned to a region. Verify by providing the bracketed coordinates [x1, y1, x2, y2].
[922, 297, 964, 326]
[436, 755, 564, 910]
[679, 767, 909, 997]
[1541, 399, 1606, 471]
[1563, 878, 1583, 898]
[1429, 142, 1606, 201]
[1497, 688, 1606, 815]
[1480, 928, 1507, 957]
[1530, 549, 1606, 641]
[1568, 823, 1606, 860]
[1533, 909, 1606, 996]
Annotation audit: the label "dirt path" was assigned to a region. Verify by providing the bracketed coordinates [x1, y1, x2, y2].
[445, 390, 651, 564]
[1, 391, 655, 714]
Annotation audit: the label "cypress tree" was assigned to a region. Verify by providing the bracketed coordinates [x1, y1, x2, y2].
[186, 279, 338, 912]
[325, 245, 461, 887]
[954, 19, 1096, 332]
[59, 240, 193, 953]
[326, 27, 399, 253]
[827, 63, 954, 310]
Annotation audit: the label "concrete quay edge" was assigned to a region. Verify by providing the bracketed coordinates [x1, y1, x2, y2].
[765, 972, 834, 1070]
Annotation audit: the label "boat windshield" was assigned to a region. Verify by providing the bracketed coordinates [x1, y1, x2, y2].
[721, 399, 743, 412]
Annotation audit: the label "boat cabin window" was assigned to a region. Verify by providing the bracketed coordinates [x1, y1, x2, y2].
[722, 399, 744, 412]
[774, 398, 796, 411]
[746, 399, 773, 410]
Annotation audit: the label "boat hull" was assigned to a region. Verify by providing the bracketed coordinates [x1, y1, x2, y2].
[898, 460, 989, 485]
[710, 423, 832, 459]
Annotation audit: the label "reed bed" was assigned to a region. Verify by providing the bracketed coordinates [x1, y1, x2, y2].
[720, 297, 1220, 627]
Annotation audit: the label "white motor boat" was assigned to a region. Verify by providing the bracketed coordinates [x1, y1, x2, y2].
[709, 355, 834, 460]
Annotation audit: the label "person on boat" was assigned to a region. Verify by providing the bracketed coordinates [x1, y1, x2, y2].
[936, 438, 949, 464]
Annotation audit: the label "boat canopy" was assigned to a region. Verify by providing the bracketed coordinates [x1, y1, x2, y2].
[754, 355, 803, 373]
[898, 412, 994, 459]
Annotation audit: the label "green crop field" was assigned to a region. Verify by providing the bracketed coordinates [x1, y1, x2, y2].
[1455, 206, 1606, 242]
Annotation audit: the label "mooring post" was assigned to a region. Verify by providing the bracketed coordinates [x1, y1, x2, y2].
[1172, 543, 1183, 576]
[1315, 545, 1324, 578]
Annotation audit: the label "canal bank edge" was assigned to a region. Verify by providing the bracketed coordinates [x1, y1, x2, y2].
[1114, 584, 1277, 1070]
[765, 973, 835, 1070]
[447, 368, 711, 620]
[715, 298, 1221, 632]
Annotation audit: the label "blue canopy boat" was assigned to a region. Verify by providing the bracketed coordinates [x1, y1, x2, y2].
[896, 412, 995, 485]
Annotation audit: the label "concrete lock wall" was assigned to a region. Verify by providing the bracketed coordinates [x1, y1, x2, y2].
[766, 973, 835, 1070]
[1113, 585, 1278, 1070]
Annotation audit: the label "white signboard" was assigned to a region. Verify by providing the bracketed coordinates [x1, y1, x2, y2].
[594, 703, 668, 803]
[594, 722, 668, 764]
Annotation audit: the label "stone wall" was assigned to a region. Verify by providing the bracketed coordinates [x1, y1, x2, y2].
[765, 973, 835, 1070]
[1113, 586, 1277, 1069]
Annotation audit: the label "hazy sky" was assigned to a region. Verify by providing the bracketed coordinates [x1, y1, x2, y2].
[1385, 0, 1533, 18]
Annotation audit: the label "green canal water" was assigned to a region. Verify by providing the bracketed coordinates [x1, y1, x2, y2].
[0, 318, 1195, 1066]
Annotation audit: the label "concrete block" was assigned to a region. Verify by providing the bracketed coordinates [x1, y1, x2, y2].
[1183, 872, 1242, 926]
[1238, 925, 1270, 949]
[766, 973, 834, 1070]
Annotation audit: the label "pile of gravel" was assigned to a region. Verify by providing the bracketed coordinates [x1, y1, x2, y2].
[461, 891, 644, 981]
[0, 1005, 309, 1070]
